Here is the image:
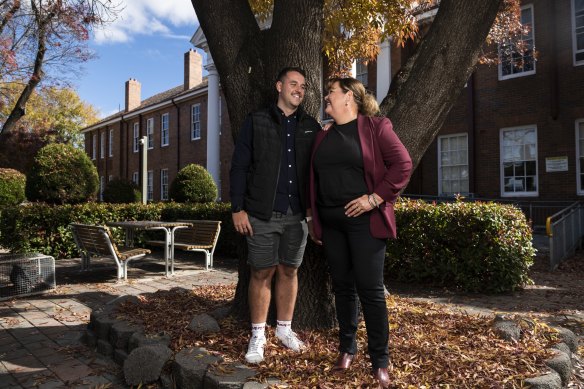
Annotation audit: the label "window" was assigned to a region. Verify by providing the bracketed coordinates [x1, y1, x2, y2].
[500, 126, 538, 196]
[100, 132, 106, 159]
[499, 4, 535, 80]
[160, 169, 169, 200]
[92, 134, 97, 160]
[147, 118, 154, 149]
[161, 113, 169, 146]
[147, 170, 153, 201]
[438, 134, 469, 195]
[356, 59, 368, 87]
[576, 120, 584, 194]
[108, 129, 114, 157]
[191, 104, 201, 140]
[133, 123, 140, 153]
[99, 176, 105, 201]
[132, 171, 139, 185]
[573, 0, 584, 65]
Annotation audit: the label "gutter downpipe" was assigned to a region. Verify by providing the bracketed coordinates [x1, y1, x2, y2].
[171, 98, 181, 172]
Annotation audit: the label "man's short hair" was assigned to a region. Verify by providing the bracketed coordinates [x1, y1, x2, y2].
[276, 67, 306, 82]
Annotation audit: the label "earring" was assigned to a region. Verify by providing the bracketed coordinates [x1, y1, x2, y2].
[345, 101, 349, 106]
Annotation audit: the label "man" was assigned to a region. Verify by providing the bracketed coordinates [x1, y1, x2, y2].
[230, 67, 319, 364]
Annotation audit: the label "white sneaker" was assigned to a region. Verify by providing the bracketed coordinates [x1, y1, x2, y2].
[276, 330, 305, 352]
[245, 335, 266, 364]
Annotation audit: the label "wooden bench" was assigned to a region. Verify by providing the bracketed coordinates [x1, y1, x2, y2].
[70, 223, 150, 280]
[146, 220, 221, 270]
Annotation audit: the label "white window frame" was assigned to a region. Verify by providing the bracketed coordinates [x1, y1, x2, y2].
[132, 171, 139, 185]
[498, 4, 536, 80]
[572, 0, 584, 66]
[100, 132, 106, 159]
[191, 104, 201, 140]
[133, 123, 140, 153]
[575, 119, 584, 194]
[437, 133, 469, 196]
[92, 134, 97, 160]
[161, 113, 169, 147]
[160, 169, 169, 201]
[99, 176, 105, 201]
[500, 125, 539, 197]
[147, 170, 154, 201]
[356, 59, 368, 87]
[147, 118, 154, 149]
[108, 129, 114, 157]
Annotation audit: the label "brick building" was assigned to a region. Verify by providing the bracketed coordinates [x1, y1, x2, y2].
[397, 0, 584, 202]
[84, 0, 583, 206]
[81, 49, 233, 202]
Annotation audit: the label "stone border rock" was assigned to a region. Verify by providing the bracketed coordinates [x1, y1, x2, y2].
[493, 315, 580, 389]
[83, 294, 280, 388]
[83, 295, 580, 388]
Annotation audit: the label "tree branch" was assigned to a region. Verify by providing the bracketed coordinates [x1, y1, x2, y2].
[381, 0, 503, 168]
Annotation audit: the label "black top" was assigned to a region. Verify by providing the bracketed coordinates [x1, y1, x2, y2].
[313, 119, 369, 206]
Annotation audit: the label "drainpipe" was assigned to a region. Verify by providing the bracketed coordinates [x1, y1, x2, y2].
[467, 72, 476, 195]
[172, 98, 181, 172]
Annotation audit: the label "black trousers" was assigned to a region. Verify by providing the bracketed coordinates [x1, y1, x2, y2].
[319, 205, 389, 369]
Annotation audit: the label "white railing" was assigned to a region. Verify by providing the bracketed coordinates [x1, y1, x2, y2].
[546, 202, 584, 270]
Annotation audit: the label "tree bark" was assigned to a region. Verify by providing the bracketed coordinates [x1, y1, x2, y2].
[192, 0, 502, 330]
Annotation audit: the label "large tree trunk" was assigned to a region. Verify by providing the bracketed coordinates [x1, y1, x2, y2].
[192, 0, 502, 329]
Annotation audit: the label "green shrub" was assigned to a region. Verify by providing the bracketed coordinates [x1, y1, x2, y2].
[0, 168, 26, 206]
[0, 201, 234, 259]
[0, 198, 534, 293]
[170, 164, 217, 203]
[103, 178, 141, 203]
[386, 198, 535, 293]
[25, 143, 99, 204]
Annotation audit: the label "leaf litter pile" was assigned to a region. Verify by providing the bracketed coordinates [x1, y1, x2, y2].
[119, 284, 561, 388]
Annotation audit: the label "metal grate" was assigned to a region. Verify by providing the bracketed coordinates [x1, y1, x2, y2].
[0, 253, 56, 300]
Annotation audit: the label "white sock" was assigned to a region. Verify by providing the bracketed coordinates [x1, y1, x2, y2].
[251, 322, 266, 338]
[276, 320, 292, 336]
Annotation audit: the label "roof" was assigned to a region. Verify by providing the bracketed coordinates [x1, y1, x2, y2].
[83, 78, 209, 131]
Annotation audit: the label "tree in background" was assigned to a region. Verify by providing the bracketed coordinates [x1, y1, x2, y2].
[0, 0, 121, 135]
[0, 83, 98, 172]
[191, 0, 523, 328]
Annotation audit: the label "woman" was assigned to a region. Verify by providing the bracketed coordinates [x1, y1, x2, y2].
[306, 77, 412, 387]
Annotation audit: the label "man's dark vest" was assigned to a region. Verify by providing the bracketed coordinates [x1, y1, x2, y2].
[244, 105, 319, 220]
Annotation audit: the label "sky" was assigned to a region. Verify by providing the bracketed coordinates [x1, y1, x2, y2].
[76, 0, 201, 119]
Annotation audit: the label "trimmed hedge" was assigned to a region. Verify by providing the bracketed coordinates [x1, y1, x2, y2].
[103, 179, 141, 203]
[0, 199, 534, 293]
[0, 168, 26, 207]
[26, 143, 99, 204]
[170, 164, 217, 203]
[0, 202, 235, 260]
[387, 199, 535, 293]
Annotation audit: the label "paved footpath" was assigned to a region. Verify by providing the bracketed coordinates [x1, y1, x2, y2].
[0, 255, 238, 388]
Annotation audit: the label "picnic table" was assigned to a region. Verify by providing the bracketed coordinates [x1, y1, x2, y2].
[106, 221, 192, 277]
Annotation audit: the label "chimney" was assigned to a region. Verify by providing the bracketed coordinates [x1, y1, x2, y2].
[184, 49, 202, 91]
[125, 78, 141, 112]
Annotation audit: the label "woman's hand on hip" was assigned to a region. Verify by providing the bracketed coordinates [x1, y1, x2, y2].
[345, 194, 374, 217]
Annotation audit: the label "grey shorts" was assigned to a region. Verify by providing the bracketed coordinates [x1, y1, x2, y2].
[247, 209, 308, 269]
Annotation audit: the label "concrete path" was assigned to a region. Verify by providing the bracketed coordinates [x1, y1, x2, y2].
[0, 253, 238, 388]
